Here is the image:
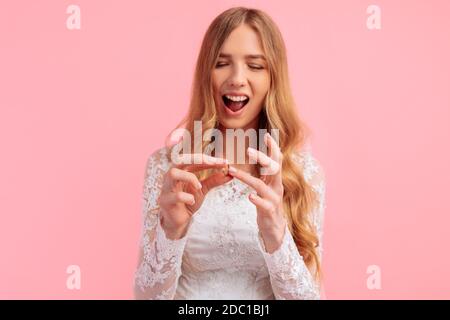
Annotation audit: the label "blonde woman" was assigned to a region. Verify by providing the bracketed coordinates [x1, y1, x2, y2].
[134, 7, 326, 300]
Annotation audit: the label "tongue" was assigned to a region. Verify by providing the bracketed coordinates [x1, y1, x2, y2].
[227, 101, 245, 112]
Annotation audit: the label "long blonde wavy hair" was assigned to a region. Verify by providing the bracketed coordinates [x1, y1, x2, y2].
[165, 7, 321, 280]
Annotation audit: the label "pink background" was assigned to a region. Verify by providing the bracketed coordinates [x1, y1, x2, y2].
[1, 0, 449, 299]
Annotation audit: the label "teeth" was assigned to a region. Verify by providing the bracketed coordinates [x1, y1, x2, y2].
[225, 95, 248, 102]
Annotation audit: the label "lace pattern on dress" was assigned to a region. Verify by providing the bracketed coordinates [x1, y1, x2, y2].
[134, 147, 326, 300]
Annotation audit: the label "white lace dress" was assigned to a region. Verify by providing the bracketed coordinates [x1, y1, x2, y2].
[134, 147, 326, 300]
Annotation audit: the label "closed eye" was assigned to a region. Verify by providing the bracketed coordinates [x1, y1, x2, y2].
[215, 63, 264, 70]
[215, 63, 228, 68]
[248, 64, 264, 70]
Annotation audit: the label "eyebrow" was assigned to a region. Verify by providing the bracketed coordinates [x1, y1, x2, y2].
[218, 53, 266, 61]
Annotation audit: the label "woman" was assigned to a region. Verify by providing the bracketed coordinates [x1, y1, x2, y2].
[134, 7, 326, 300]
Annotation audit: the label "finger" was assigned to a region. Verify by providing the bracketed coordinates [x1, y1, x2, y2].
[227, 166, 279, 203]
[163, 167, 203, 192]
[265, 133, 284, 185]
[265, 133, 282, 165]
[200, 171, 233, 194]
[159, 191, 196, 207]
[183, 162, 228, 173]
[173, 154, 229, 174]
[248, 193, 276, 214]
[247, 147, 280, 177]
[173, 153, 228, 168]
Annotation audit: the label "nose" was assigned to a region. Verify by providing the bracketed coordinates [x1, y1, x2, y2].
[227, 65, 246, 88]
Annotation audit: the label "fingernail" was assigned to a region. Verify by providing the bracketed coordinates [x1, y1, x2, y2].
[247, 147, 257, 156]
[213, 158, 226, 164]
[222, 164, 230, 176]
[228, 166, 237, 174]
[207, 158, 218, 164]
[196, 182, 202, 190]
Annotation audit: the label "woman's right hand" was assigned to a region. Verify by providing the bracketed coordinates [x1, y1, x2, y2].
[158, 153, 232, 239]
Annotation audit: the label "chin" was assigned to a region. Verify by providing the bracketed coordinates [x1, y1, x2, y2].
[217, 118, 246, 130]
[219, 116, 261, 131]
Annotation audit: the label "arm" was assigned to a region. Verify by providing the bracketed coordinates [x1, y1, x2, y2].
[133, 148, 189, 300]
[258, 151, 326, 300]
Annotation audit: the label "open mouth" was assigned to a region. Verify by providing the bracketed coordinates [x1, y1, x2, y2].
[222, 95, 250, 113]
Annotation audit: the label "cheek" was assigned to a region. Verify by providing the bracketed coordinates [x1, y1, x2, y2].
[252, 81, 269, 104]
[212, 71, 227, 90]
[251, 75, 270, 94]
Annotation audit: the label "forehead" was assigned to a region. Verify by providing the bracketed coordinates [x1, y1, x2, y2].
[220, 24, 265, 58]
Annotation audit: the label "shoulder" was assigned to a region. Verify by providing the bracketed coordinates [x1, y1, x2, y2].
[291, 148, 326, 188]
[144, 146, 172, 178]
[292, 148, 327, 238]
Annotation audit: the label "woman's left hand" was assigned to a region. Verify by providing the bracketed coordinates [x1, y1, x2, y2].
[227, 133, 287, 254]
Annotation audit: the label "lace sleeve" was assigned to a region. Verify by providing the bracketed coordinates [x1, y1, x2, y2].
[133, 148, 189, 300]
[257, 150, 326, 300]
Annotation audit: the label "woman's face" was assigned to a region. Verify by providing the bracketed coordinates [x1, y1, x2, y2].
[212, 24, 270, 131]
